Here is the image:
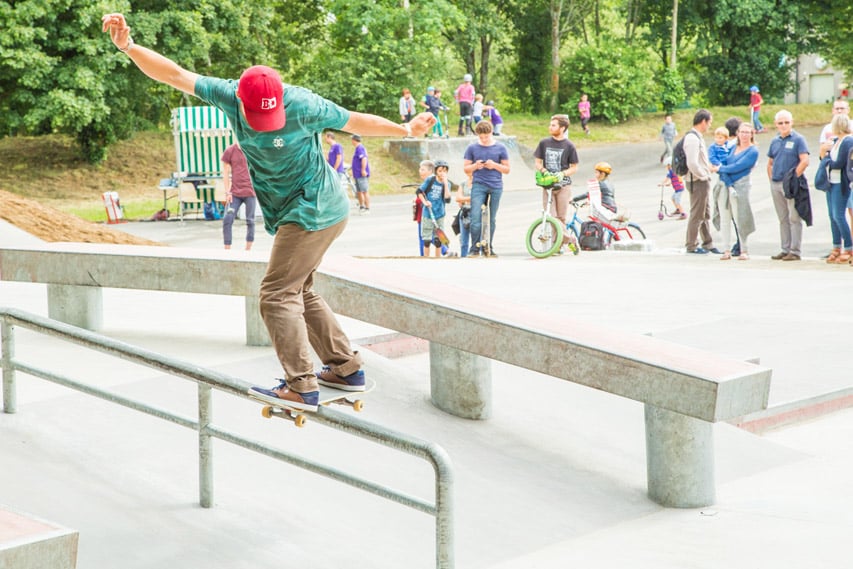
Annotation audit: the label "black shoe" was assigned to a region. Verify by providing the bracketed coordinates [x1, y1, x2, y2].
[771, 251, 787, 260]
[709, 248, 722, 254]
[731, 243, 741, 257]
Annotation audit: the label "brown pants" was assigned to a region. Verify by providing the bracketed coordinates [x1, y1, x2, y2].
[685, 178, 714, 251]
[542, 186, 573, 225]
[259, 220, 361, 393]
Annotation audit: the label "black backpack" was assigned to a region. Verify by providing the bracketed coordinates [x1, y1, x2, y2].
[579, 220, 605, 251]
[671, 130, 699, 177]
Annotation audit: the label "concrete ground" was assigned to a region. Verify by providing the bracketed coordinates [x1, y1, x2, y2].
[2, 126, 852, 568]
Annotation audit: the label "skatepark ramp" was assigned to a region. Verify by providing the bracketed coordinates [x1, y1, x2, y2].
[0, 307, 454, 569]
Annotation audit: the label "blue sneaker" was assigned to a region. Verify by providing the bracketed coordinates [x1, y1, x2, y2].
[708, 247, 722, 254]
[316, 366, 366, 392]
[688, 247, 709, 254]
[248, 379, 319, 411]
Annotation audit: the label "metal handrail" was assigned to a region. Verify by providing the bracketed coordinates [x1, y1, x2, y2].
[0, 306, 454, 569]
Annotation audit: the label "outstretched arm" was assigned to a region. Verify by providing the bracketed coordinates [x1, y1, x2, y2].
[342, 111, 435, 138]
[102, 13, 199, 96]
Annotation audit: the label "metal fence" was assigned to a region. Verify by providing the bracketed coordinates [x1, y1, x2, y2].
[0, 306, 454, 569]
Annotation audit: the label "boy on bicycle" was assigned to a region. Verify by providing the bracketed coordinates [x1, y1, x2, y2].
[590, 161, 628, 222]
[417, 160, 452, 257]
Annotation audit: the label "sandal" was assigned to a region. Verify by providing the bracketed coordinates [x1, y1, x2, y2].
[737, 253, 750, 260]
[833, 252, 852, 264]
[720, 251, 732, 260]
[826, 248, 841, 263]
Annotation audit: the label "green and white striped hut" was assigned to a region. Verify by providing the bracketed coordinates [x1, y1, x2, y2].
[170, 106, 235, 217]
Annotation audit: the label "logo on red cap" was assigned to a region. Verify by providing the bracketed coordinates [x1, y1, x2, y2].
[237, 65, 286, 132]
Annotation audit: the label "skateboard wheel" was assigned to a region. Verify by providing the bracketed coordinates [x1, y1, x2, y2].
[353, 400, 364, 412]
[294, 414, 307, 428]
[261, 406, 274, 418]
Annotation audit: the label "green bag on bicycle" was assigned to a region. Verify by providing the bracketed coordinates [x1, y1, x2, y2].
[535, 170, 562, 187]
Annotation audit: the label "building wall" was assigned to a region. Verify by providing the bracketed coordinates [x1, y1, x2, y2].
[786, 54, 848, 105]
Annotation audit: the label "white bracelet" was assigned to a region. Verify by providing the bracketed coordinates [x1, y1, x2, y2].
[119, 37, 134, 53]
[403, 122, 412, 138]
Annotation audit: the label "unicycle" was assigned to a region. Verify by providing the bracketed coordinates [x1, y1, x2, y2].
[525, 185, 579, 258]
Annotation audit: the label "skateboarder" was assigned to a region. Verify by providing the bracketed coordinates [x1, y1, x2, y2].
[102, 13, 435, 412]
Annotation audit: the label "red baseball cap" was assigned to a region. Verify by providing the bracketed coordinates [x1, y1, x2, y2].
[236, 65, 285, 132]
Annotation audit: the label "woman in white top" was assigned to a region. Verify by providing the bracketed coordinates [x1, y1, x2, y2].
[818, 113, 853, 264]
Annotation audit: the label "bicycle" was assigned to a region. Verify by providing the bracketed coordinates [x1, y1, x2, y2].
[525, 185, 583, 258]
[525, 188, 646, 257]
[588, 201, 647, 246]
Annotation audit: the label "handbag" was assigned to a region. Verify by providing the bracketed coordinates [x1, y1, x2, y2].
[814, 155, 831, 192]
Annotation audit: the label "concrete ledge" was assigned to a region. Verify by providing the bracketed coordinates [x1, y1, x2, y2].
[0, 506, 78, 569]
[732, 387, 853, 434]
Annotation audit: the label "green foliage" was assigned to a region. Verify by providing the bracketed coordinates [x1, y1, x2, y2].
[686, 0, 811, 105]
[798, 0, 853, 83]
[560, 42, 657, 123]
[659, 68, 686, 113]
[504, 5, 550, 113]
[294, 0, 462, 117]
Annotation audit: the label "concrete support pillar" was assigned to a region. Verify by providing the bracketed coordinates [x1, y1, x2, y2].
[47, 284, 102, 331]
[244, 296, 270, 346]
[645, 404, 715, 508]
[430, 342, 491, 420]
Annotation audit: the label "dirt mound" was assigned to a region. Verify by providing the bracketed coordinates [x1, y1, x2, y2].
[0, 189, 160, 246]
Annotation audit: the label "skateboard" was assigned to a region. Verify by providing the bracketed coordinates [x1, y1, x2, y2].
[248, 378, 376, 428]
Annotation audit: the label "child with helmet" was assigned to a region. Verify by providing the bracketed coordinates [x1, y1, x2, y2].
[589, 161, 628, 222]
[416, 160, 453, 257]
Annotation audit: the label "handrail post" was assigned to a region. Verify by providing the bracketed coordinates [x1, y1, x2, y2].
[431, 444, 455, 569]
[198, 383, 213, 508]
[1, 318, 16, 414]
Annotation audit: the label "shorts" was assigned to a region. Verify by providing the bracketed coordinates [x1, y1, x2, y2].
[420, 213, 444, 242]
[672, 189, 684, 206]
[354, 177, 369, 193]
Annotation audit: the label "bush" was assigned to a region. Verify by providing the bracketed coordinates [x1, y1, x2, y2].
[659, 68, 687, 114]
[560, 42, 658, 124]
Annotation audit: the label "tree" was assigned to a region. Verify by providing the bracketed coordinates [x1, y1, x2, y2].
[443, 0, 503, 96]
[687, 0, 813, 105]
[560, 42, 657, 123]
[294, 0, 462, 116]
[803, 0, 853, 82]
[0, 0, 326, 162]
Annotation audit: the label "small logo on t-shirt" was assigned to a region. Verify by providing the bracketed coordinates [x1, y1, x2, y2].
[273, 137, 284, 148]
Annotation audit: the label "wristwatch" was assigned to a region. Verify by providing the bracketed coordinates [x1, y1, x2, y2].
[119, 37, 134, 53]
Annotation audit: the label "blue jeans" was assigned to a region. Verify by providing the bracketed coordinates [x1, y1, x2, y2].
[222, 195, 257, 246]
[458, 208, 472, 257]
[752, 110, 764, 131]
[470, 183, 502, 251]
[827, 182, 852, 250]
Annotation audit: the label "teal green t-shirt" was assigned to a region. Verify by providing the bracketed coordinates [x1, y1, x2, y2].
[195, 76, 350, 233]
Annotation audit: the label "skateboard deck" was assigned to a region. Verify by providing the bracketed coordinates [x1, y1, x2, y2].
[248, 378, 376, 427]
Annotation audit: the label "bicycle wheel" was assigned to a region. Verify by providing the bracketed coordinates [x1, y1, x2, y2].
[627, 223, 646, 240]
[525, 216, 563, 258]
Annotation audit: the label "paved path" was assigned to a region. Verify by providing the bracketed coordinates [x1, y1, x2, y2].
[1, 125, 851, 569]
